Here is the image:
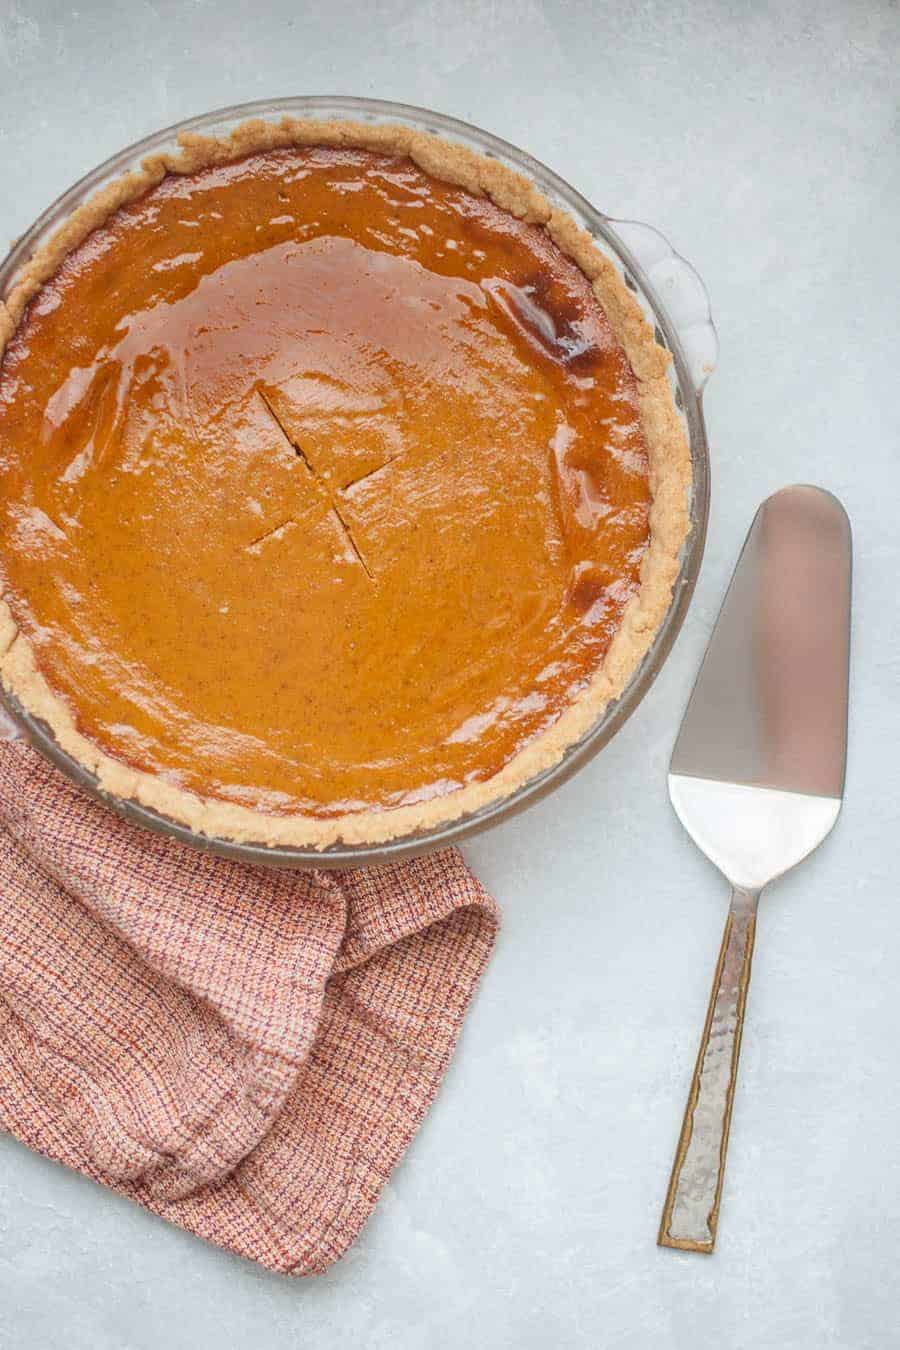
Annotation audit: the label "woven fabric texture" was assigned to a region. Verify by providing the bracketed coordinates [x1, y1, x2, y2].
[0, 740, 499, 1274]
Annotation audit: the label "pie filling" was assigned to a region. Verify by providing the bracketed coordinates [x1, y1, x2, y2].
[0, 146, 652, 818]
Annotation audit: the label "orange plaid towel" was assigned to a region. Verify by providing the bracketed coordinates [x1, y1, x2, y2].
[0, 740, 499, 1274]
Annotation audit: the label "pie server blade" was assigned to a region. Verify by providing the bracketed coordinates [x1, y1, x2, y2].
[658, 485, 852, 1254]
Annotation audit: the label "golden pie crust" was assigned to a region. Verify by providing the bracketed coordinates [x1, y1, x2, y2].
[0, 118, 690, 849]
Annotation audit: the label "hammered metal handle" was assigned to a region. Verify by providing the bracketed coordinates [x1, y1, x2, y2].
[658, 887, 759, 1253]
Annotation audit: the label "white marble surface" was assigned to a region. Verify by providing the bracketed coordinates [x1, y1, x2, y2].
[1, 1, 899, 1345]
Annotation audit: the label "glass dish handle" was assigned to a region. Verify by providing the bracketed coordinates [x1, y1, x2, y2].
[608, 219, 719, 395]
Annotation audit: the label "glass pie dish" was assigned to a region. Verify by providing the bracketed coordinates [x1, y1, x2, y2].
[0, 96, 717, 868]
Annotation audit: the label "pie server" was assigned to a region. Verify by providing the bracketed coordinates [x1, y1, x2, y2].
[658, 485, 852, 1253]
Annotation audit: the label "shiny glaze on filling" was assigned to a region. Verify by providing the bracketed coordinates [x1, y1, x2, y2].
[0, 147, 651, 814]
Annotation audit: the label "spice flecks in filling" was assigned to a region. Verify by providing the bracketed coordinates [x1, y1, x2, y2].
[0, 147, 651, 815]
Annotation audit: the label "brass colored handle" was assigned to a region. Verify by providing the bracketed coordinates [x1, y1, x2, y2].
[658, 887, 759, 1253]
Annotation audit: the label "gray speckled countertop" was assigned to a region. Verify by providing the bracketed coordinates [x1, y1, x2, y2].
[2, 2, 899, 1346]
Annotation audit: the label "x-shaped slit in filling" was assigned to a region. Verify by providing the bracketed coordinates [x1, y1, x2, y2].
[256, 388, 377, 580]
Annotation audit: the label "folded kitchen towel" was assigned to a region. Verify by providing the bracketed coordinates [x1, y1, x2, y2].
[0, 740, 499, 1275]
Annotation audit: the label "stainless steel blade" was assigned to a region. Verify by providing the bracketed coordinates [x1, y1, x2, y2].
[659, 485, 852, 1255]
[671, 484, 851, 799]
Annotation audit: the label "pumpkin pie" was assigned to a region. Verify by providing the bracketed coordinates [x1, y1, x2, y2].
[0, 120, 690, 848]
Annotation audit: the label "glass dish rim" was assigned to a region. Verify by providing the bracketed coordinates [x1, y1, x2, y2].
[0, 95, 712, 868]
